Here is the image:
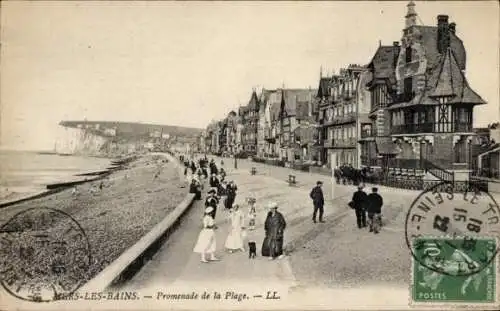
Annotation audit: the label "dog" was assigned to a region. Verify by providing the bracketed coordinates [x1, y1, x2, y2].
[248, 241, 257, 259]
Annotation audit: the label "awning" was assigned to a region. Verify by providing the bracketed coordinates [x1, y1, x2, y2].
[375, 137, 399, 155]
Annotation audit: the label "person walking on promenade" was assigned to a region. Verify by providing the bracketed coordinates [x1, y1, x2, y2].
[309, 181, 325, 223]
[189, 178, 202, 200]
[218, 180, 228, 209]
[209, 159, 218, 176]
[205, 188, 219, 221]
[247, 197, 257, 230]
[202, 164, 209, 179]
[351, 185, 368, 229]
[225, 181, 237, 211]
[261, 202, 287, 260]
[225, 203, 246, 253]
[196, 166, 204, 180]
[219, 168, 227, 181]
[193, 207, 219, 263]
[190, 161, 197, 174]
[209, 173, 220, 189]
[367, 187, 383, 234]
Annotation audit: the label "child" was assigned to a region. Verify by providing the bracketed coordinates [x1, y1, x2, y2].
[247, 197, 257, 231]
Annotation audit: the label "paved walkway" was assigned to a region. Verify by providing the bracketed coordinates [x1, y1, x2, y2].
[119, 158, 420, 309]
[122, 172, 299, 309]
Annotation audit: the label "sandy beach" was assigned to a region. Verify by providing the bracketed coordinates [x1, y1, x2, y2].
[0, 153, 189, 284]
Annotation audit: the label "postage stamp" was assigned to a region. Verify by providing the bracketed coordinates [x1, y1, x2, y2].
[0, 207, 91, 302]
[406, 183, 500, 306]
[411, 236, 497, 304]
[405, 182, 500, 276]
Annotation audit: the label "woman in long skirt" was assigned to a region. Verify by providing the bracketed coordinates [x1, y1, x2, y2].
[193, 207, 219, 263]
[261, 202, 287, 260]
[225, 204, 245, 253]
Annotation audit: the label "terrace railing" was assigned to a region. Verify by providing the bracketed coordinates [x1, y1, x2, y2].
[422, 159, 454, 184]
[360, 155, 378, 167]
[333, 138, 357, 148]
[390, 122, 472, 135]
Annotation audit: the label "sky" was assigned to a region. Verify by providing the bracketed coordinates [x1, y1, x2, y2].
[1, 1, 498, 151]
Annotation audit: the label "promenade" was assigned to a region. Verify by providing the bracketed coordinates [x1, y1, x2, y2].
[121, 157, 421, 309]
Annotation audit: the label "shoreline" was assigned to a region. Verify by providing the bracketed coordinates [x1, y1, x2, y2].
[0, 153, 138, 208]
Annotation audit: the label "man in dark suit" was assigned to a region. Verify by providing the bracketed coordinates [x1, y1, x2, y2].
[205, 188, 219, 222]
[367, 187, 383, 234]
[209, 174, 220, 189]
[309, 181, 325, 223]
[351, 185, 368, 229]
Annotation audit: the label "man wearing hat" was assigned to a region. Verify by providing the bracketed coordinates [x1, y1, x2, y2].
[309, 181, 325, 223]
[209, 173, 220, 189]
[205, 188, 219, 220]
[367, 187, 383, 234]
[262, 202, 287, 260]
[209, 159, 218, 176]
[351, 185, 368, 229]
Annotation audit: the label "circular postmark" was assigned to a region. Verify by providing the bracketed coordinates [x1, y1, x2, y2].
[405, 182, 500, 277]
[0, 207, 91, 302]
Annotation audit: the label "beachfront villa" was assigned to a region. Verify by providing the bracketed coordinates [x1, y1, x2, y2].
[359, 1, 486, 186]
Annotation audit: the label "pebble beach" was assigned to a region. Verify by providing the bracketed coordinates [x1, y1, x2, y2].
[0, 153, 188, 284]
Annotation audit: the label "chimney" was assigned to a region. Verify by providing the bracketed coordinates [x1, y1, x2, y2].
[437, 15, 450, 54]
[449, 22, 456, 34]
[393, 43, 400, 68]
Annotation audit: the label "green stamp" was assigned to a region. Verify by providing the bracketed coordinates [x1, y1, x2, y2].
[412, 236, 497, 303]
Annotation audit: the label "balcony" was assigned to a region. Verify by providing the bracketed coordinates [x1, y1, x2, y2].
[391, 122, 472, 135]
[337, 113, 356, 125]
[333, 138, 357, 148]
[321, 114, 356, 127]
[323, 139, 334, 148]
[390, 123, 433, 135]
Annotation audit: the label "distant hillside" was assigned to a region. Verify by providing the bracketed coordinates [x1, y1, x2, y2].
[59, 120, 203, 139]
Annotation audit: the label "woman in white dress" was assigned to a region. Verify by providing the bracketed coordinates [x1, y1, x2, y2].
[193, 207, 219, 263]
[225, 203, 246, 253]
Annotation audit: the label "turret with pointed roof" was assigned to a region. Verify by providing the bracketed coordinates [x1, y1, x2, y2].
[384, 1, 488, 172]
[428, 48, 485, 105]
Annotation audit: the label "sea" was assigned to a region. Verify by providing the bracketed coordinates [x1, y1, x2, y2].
[0, 150, 112, 203]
